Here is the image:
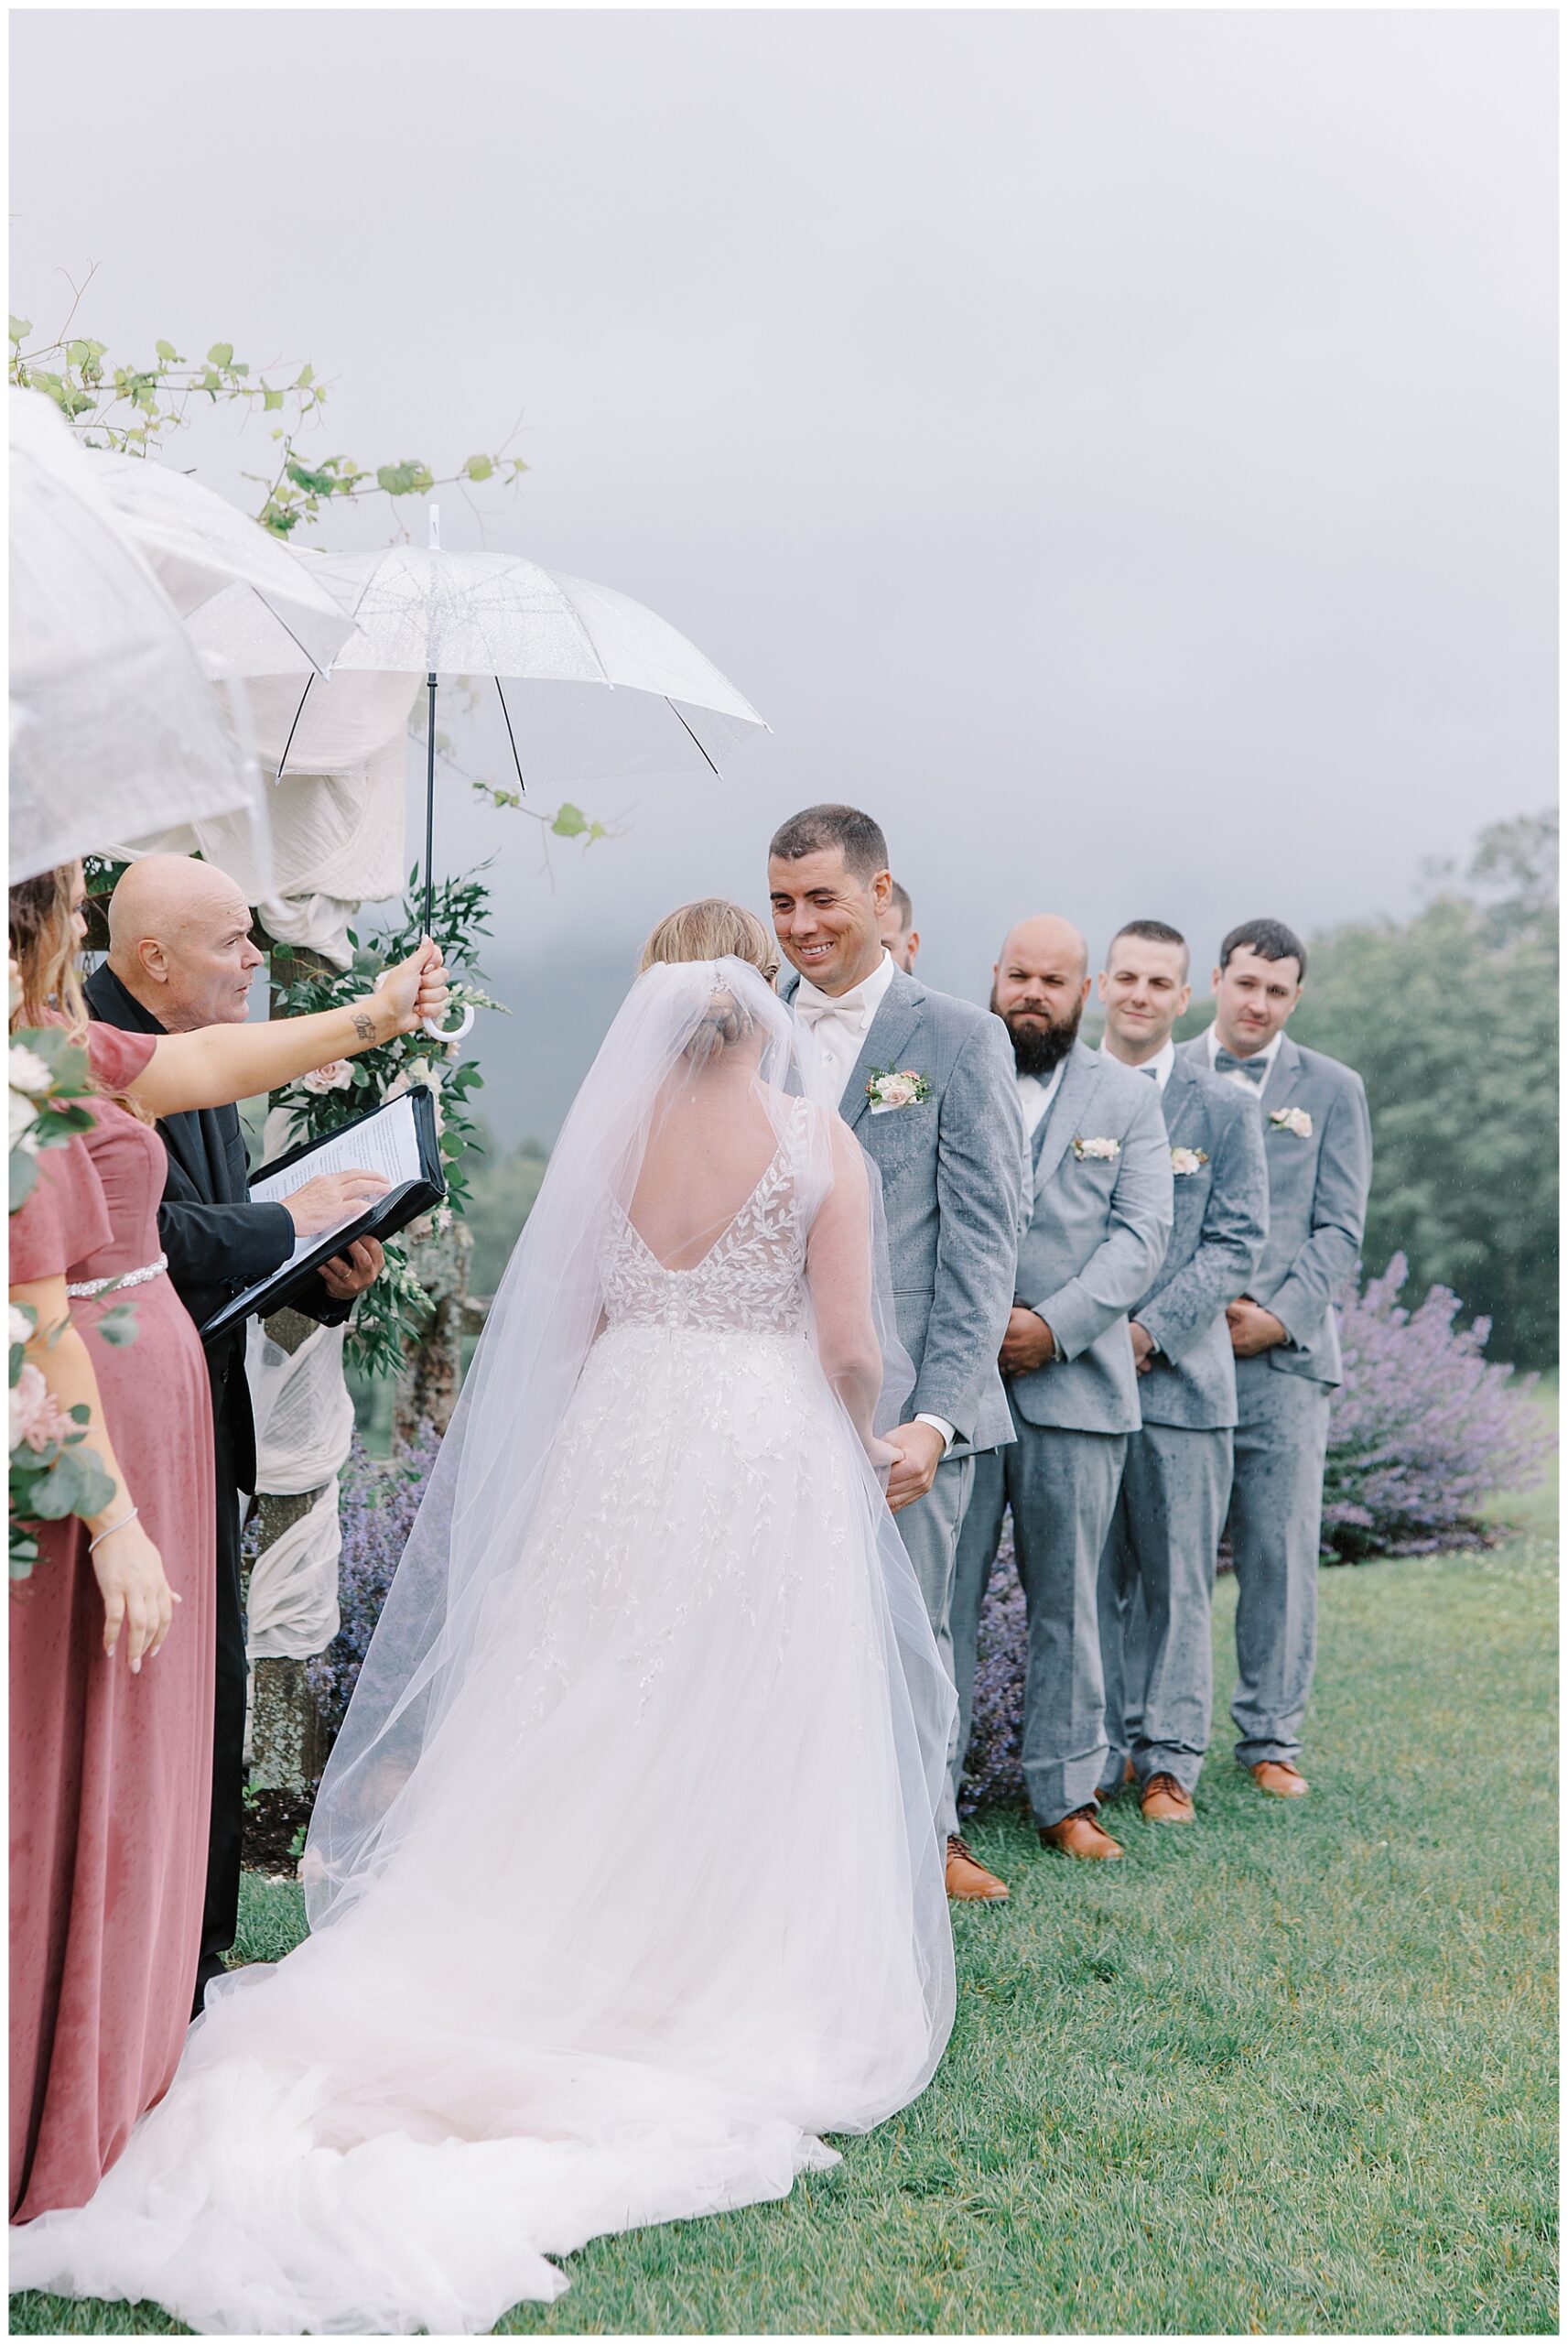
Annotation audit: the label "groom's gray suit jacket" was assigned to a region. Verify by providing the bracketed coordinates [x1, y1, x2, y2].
[1131, 1055, 1269, 1431]
[1009, 1042, 1173, 1437]
[782, 965, 1026, 1455]
[1176, 1031, 1371, 1389]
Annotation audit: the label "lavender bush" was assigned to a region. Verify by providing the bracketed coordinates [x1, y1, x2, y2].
[957, 1517, 1028, 1818]
[957, 1261, 1554, 1815]
[302, 1423, 440, 1751]
[1322, 1254, 1553, 1558]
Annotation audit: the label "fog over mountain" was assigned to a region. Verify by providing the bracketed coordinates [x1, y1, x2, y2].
[12, 10, 1554, 1144]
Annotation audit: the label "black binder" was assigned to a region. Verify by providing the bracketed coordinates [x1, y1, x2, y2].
[198, 1084, 447, 1343]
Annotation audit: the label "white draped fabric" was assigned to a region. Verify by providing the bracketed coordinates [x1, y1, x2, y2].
[104, 670, 418, 968]
[243, 1313, 352, 1665]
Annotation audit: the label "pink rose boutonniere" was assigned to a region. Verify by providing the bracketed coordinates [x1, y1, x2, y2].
[867, 1069, 931, 1113]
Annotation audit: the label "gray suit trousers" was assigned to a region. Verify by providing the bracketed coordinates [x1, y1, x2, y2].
[1098, 1422, 1232, 1796]
[894, 1450, 974, 1841]
[951, 1417, 1126, 1830]
[1227, 1356, 1331, 1765]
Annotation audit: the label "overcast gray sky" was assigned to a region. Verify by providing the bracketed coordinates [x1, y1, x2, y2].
[12, 8, 1556, 1139]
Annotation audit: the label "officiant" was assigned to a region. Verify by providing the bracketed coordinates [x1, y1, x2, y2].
[86, 856, 402, 2015]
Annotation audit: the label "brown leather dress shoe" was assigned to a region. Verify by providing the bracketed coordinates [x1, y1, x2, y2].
[1140, 1772, 1195, 1823]
[946, 1835, 1009, 1901]
[1250, 1758, 1310, 1798]
[1039, 1807, 1124, 1860]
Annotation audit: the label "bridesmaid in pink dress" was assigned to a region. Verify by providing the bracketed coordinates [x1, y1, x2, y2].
[8, 863, 452, 2222]
[10, 1026, 217, 2220]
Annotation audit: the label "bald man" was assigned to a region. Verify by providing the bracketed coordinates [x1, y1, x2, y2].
[948, 917, 1173, 1871]
[86, 856, 388, 2013]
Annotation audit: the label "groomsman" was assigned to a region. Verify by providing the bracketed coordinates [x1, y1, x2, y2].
[879, 880, 921, 973]
[1094, 921, 1268, 1823]
[950, 917, 1172, 1868]
[768, 808, 1026, 1902]
[1178, 918, 1371, 1797]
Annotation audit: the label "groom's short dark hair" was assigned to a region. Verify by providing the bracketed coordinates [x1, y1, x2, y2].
[769, 804, 889, 882]
[1219, 917, 1308, 982]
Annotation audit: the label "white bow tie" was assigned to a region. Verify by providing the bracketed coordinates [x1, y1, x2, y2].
[795, 984, 871, 1030]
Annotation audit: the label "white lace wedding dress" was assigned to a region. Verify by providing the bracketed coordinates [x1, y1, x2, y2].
[11, 962, 956, 2336]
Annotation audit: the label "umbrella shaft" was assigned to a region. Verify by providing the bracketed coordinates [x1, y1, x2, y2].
[423, 671, 438, 940]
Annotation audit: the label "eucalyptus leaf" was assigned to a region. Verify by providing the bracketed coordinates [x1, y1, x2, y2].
[9, 1152, 38, 1215]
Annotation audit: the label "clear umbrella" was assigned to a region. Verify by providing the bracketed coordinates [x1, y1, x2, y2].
[89, 450, 358, 678]
[188, 506, 769, 1037]
[8, 389, 267, 885]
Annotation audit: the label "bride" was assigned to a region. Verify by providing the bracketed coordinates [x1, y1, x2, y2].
[11, 900, 957, 2336]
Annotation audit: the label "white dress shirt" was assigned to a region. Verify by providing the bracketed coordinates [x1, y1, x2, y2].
[1015, 1057, 1068, 1138]
[792, 950, 954, 1454]
[793, 950, 898, 1111]
[1098, 1036, 1175, 1091]
[1205, 1022, 1283, 1091]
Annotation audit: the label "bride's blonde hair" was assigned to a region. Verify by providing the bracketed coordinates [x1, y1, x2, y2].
[639, 898, 779, 986]
[639, 899, 778, 1063]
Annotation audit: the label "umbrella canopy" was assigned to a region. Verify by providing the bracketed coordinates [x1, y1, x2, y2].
[8, 389, 266, 885]
[90, 450, 359, 677]
[186, 539, 769, 780]
[182, 515, 769, 1039]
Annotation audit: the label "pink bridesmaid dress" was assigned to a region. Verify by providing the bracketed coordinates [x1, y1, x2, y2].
[10, 1024, 217, 2221]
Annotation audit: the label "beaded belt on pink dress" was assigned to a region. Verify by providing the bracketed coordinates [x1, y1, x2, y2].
[66, 1252, 168, 1300]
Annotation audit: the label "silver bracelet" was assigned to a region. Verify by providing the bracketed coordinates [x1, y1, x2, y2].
[88, 1504, 140, 1554]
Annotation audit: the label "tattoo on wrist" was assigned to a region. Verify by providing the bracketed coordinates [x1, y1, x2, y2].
[351, 1009, 377, 1046]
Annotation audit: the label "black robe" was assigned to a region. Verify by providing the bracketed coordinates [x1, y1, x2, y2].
[83, 962, 349, 2010]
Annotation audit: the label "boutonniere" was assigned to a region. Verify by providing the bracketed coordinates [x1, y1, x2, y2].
[1268, 1108, 1313, 1138]
[1072, 1134, 1121, 1162]
[866, 1068, 930, 1112]
[1171, 1146, 1209, 1176]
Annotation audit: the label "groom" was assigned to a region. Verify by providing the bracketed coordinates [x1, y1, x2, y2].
[768, 806, 1026, 1901]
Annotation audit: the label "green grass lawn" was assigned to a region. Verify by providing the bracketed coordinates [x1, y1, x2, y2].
[15, 1530, 1556, 2335]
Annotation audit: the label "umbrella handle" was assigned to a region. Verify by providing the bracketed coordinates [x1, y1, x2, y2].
[422, 1004, 476, 1043]
[417, 929, 477, 1044]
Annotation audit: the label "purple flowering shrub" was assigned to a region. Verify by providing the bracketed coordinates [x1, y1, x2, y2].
[303, 1423, 440, 1749]
[1322, 1254, 1553, 1558]
[957, 1261, 1554, 1814]
[957, 1517, 1028, 1818]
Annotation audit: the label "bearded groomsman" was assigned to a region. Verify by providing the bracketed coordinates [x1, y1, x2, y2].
[768, 807, 1026, 1903]
[1094, 921, 1268, 1824]
[1178, 918, 1371, 1798]
[949, 917, 1172, 1871]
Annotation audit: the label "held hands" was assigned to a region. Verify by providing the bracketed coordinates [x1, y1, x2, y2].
[882, 1419, 947, 1514]
[999, 1305, 1054, 1378]
[285, 1171, 391, 1237]
[1226, 1297, 1289, 1358]
[1130, 1321, 1157, 1377]
[319, 1235, 386, 1300]
[371, 939, 450, 1038]
[91, 1516, 178, 1673]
